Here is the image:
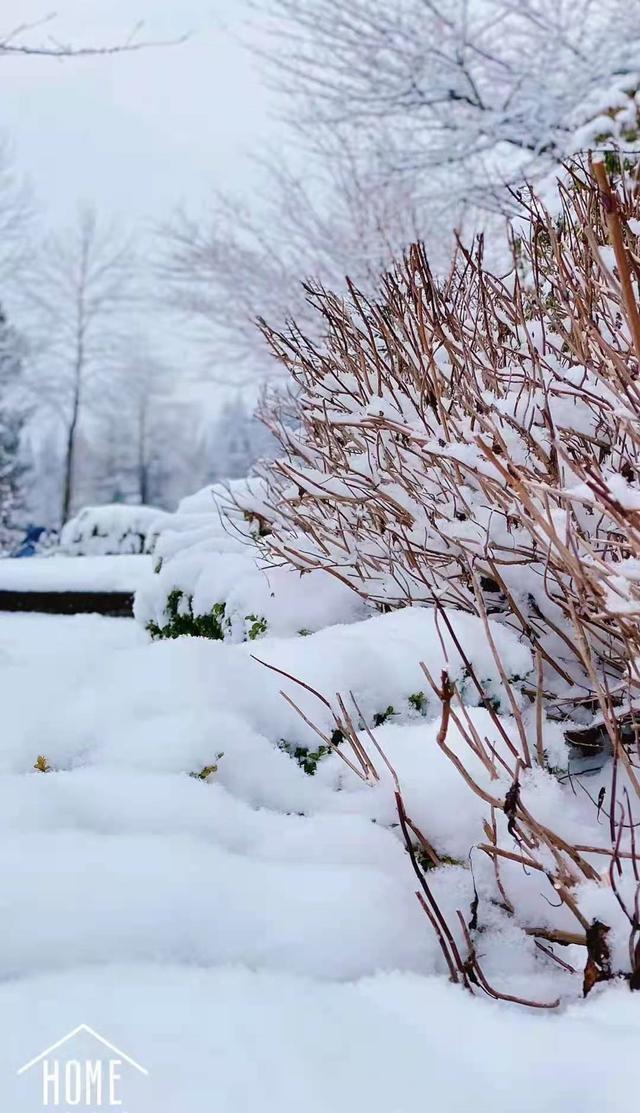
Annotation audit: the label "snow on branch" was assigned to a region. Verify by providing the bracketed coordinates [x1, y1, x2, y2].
[0, 13, 188, 59]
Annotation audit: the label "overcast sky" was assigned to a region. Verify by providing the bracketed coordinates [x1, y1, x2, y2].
[0, 1, 276, 385]
[1, 0, 271, 222]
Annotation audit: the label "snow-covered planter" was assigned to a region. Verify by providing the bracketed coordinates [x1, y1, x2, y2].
[59, 504, 171, 556]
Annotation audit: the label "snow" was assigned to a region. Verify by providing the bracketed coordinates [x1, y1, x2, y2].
[0, 599, 638, 1109]
[135, 477, 369, 640]
[3, 965, 639, 1113]
[0, 555, 152, 593]
[59, 504, 172, 556]
[136, 547, 368, 641]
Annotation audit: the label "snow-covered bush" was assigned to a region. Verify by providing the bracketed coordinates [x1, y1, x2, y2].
[248, 158, 640, 999]
[255, 159, 640, 689]
[59, 503, 171, 556]
[135, 478, 366, 642]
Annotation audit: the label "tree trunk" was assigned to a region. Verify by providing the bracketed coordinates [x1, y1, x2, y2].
[138, 403, 149, 505]
[60, 398, 79, 525]
[139, 461, 149, 506]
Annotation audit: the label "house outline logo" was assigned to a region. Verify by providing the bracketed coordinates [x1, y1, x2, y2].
[17, 1024, 148, 1109]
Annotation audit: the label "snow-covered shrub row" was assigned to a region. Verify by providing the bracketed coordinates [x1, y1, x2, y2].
[59, 504, 172, 556]
[135, 478, 366, 642]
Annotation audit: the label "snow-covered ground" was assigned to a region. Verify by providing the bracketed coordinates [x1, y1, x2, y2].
[0, 606, 638, 1111]
[0, 555, 152, 593]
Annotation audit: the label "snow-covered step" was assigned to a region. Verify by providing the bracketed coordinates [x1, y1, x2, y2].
[0, 556, 151, 616]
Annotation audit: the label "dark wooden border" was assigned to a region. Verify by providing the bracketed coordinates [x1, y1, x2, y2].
[0, 590, 134, 617]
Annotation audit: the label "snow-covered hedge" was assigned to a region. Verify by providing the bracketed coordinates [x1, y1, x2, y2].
[59, 504, 172, 556]
[135, 478, 366, 642]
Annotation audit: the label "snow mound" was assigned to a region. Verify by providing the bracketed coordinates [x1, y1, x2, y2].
[60, 504, 172, 556]
[135, 477, 367, 641]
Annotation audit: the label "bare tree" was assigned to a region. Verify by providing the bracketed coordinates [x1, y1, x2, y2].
[23, 209, 135, 524]
[258, 0, 640, 210]
[0, 138, 32, 277]
[161, 137, 426, 381]
[107, 346, 175, 506]
[0, 301, 29, 544]
[132, 365, 155, 507]
[162, 0, 640, 387]
[206, 393, 276, 481]
[0, 13, 185, 60]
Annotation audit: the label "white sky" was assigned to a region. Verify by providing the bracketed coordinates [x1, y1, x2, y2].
[0, 0, 271, 224]
[0, 0, 278, 389]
